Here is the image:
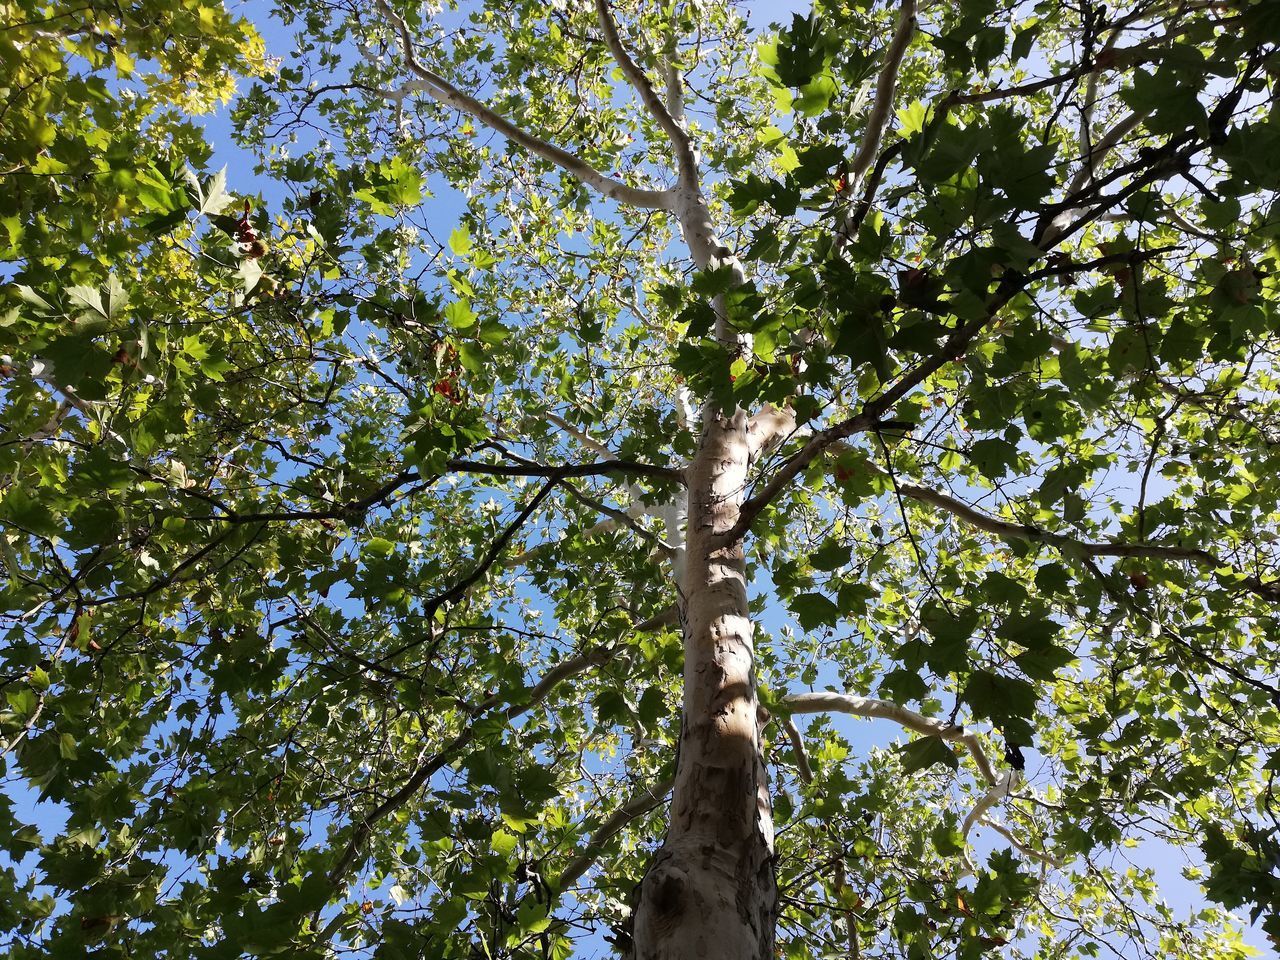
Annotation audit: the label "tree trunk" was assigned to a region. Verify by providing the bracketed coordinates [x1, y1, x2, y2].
[630, 408, 777, 960]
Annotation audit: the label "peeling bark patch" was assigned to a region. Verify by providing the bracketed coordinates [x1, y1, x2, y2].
[709, 681, 749, 720]
[653, 869, 685, 918]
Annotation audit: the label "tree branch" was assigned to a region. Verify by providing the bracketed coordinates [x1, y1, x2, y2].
[727, 130, 1208, 545]
[506, 516, 623, 568]
[1069, 108, 1149, 195]
[593, 0, 698, 185]
[962, 770, 1017, 837]
[449, 455, 683, 484]
[954, 770, 1051, 880]
[1079, 558, 1280, 698]
[326, 610, 676, 889]
[561, 480, 677, 560]
[848, 456, 1280, 604]
[372, 0, 674, 210]
[722, 411, 876, 545]
[723, 266, 1038, 544]
[785, 693, 1064, 876]
[426, 474, 563, 612]
[375, 476, 568, 664]
[545, 411, 620, 460]
[941, 33, 1181, 112]
[782, 715, 814, 784]
[981, 816, 1064, 868]
[847, 0, 916, 185]
[784, 691, 998, 786]
[844, 138, 905, 238]
[555, 776, 675, 893]
[1044, 109, 1167, 244]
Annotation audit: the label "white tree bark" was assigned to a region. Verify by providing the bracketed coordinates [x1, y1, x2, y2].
[630, 409, 778, 960]
[609, 0, 787, 938]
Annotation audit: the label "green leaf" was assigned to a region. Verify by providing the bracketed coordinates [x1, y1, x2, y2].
[810, 540, 852, 572]
[103, 274, 128, 318]
[14, 285, 53, 311]
[444, 300, 477, 329]
[1034, 563, 1072, 594]
[1011, 24, 1040, 62]
[1015, 644, 1076, 681]
[921, 602, 978, 674]
[931, 819, 965, 857]
[794, 73, 836, 116]
[996, 613, 1060, 650]
[363, 537, 396, 557]
[961, 671, 1037, 740]
[5, 687, 37, 719]
[490, 829, 518, 857]
[896, 737, 959, 774]
[969, 438, 1019, 479]
[66, 285, 107, 318]
[879, 668, 928, 704]
[834, 312, 889, 379]
[449, 225, 473, 258]
[199, 166, 233, 215]
[897, 100, 929, 137]
[516, 898, 552, 935]
[790, 592, 841, 631]
[1109, 325, 1151, 373]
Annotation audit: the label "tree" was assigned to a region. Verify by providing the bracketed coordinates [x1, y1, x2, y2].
[2, 0, 1279, 956]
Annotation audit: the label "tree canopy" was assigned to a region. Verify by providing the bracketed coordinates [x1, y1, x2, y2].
[2, 0, 1279, 957]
